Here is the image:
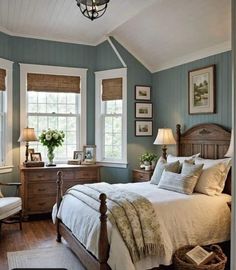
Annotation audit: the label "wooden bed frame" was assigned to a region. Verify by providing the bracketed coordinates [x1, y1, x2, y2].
[56, 123, 231, 270]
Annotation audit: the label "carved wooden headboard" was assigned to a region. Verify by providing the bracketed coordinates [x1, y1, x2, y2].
[176, 123, 231, 195]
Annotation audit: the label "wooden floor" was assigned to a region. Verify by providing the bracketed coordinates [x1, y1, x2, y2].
[0, 217, 231, 270]
[0, 217, 60, 270]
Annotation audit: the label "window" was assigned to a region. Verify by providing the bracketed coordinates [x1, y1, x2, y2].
[0, 58, 13, 172]
[95, 68, 127, 167]
[20, 64, 87, 163]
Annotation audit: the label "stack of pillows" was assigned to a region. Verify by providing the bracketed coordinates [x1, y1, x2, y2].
[150, 154, 231, 196]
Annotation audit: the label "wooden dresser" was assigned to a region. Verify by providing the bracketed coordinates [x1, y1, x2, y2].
[20, 164, 101, 217]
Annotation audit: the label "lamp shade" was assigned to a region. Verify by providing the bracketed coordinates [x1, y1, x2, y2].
[225, 130, 233, 157]
[18, 127, 38, 142]
[154, 128, 176, 145]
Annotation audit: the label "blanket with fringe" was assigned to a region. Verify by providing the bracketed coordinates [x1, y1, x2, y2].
[64, 182, 164, 263]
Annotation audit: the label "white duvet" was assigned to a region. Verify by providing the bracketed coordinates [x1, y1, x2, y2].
[54, 182, 231, 270]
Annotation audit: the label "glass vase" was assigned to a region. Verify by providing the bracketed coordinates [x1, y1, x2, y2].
[47, 147, 56, 166]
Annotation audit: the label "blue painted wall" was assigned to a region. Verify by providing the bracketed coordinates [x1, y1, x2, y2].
[152, 51, 232, 155]
[0, 30, 232, 188]
[0, 32, 154, 187]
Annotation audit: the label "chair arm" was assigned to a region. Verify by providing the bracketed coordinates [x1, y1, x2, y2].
[0, 182, 21, 187]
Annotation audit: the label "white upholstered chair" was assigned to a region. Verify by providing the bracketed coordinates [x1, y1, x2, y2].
[0, 182, 22, 234]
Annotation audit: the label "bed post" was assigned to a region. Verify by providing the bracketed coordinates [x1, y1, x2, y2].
[176, 124, 181, 156]
[56, 171, 63, 243]
[99, 193, 109, 270]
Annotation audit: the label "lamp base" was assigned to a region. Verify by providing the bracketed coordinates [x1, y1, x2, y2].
[162, 145, 167, 160]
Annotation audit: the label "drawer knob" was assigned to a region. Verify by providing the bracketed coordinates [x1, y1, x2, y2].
[38, 188, 46, 192]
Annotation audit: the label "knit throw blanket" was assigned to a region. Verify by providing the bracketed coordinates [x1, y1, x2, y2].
[64, 182, 164, 263]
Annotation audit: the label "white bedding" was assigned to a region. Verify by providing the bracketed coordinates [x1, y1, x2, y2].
[53, 182, 231, 270]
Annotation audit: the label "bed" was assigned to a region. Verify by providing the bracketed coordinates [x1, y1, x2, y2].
[55, 123, 232, 270]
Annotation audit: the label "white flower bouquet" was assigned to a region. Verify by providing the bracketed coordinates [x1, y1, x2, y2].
[39, 129, 65, 148]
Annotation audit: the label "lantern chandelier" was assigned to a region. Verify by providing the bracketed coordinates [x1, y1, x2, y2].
[76, 0, 110, 21]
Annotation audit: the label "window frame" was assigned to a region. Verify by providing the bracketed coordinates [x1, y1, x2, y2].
[0, 58, 13, 173]
[95, 68, 127, 168]
[20, 63, 87, 163]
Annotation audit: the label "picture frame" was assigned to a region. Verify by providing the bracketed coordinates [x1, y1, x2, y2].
[83, 145, 96, 163]
[30, 152, 42, 162]
[135, 120, 153, 137]
[135, 85, 151, 100]
[28, 148, 35, 156]
[73, 150, 84, 161]
[188, 65, 216, 114]
[135, 102, 153, 118]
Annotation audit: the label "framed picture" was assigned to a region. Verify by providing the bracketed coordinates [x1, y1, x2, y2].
[135, 121, 153, 136]
[73, 150, 84, 161]
[30, 152, 42, 162]
[135, 102, 152, 118]
[189, 65, 216, 114]
[135, 85, 151, 100]
[83, 145, 96, 163]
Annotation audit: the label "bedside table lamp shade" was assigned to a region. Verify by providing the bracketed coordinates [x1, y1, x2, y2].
[225, 130, 233, 157]
[18, 127, 38, 162]
[154, 128, 176, 159]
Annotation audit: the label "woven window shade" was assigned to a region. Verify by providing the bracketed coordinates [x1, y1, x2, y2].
[102, 78, 122, 101]
[27, 73, 80, 93]
[0, 68, 6, 91]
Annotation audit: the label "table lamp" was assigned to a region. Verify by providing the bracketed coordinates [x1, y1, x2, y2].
[154, 128, 176, 160]
[18, 127, 38, 163]
[225, 130, 233, 157]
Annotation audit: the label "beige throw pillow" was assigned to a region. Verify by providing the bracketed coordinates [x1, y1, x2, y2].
[157, 170, 200, 195]
[194, 157, 231, 196]
[150, 158, 180, 185]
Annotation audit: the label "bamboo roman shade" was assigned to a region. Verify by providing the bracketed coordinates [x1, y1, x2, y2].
[0, 68, 6, 91]
[27, 73, 80, 93]
[102, 78, 122, 101]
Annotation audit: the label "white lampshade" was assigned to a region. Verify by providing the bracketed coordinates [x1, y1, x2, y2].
[18, 127, 38, 142]
[154, 128, 176, 145]
[225, 130, 233, 157]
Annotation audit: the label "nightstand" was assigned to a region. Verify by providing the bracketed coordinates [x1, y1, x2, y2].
[132, 169, 153, 182]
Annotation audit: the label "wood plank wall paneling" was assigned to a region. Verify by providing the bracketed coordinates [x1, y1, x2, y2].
[152, 51, 232, 132]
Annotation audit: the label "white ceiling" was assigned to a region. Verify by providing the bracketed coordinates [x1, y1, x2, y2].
[0, 0, 231, 72]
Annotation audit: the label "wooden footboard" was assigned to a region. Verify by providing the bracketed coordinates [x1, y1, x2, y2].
[56, 171, 111, 270]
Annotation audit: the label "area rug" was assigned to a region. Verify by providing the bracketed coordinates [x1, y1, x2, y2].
[7, 245, 86, 270]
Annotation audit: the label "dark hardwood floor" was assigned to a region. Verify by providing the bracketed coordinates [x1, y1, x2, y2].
[0, 217, 60, 270]
[0, 217, 230, 270]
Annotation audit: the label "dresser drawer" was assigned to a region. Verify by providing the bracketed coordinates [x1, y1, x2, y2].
[28, 183, 56, 196]
[133, 170, 153, 182]
[75, 169, 98, 180]
[27, 197, 55, 213]
[27, 171, 57, 181]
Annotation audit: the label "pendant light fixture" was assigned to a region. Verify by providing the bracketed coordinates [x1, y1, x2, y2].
[76, 0, 110, 21]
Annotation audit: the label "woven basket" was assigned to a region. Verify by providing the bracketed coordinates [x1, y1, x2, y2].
[173, 245, 227, 270]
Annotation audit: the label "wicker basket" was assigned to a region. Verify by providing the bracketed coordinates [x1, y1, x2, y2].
[173, 245, 227, 270]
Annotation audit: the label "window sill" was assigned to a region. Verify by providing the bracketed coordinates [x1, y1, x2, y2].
[96, 161, 128, 168]
[0, 165, 14, 174]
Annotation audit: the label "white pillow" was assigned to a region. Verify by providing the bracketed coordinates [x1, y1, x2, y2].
[158, 171, 200, 195]
[167, 153, 200, 164]
[194, 157, 231, 196]
[150, 157, 180, 185]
